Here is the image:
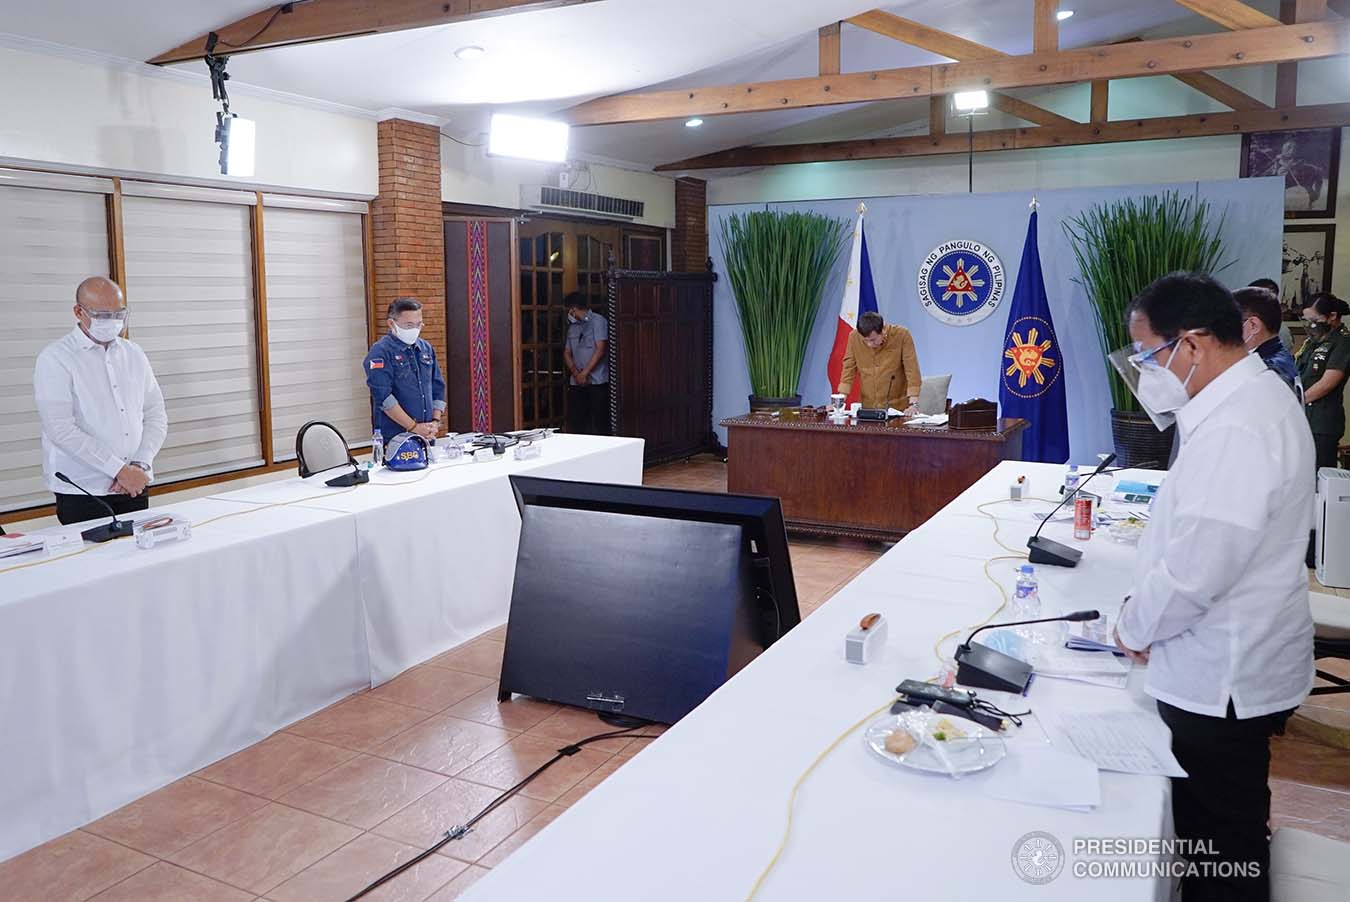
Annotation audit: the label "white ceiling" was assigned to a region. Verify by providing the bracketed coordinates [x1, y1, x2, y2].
[1, 0, 1249, 169]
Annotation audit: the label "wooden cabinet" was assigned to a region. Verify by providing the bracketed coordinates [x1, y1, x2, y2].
[608, 270, 718, 465]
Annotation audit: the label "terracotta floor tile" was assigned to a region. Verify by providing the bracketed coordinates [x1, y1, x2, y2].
[287, 694, 431, 753]
[373, 714, 515, 776]
[266, 833, 466, 902]
[479, 805, 567, 867]
[444, 683, 559, 732]
[454, 734, 611, 803]
[196, 732, 358, 800]
[369, 666, 494, 713]
[84, 776, 268, 858]
[0, 830, 153, 902]
[279, 755, 448, 829]
[372, 778, 546, 863]
[427, 640, 506, 679]
[424, 865, 491, 901]
[554, 755, 627, 808]
[166, 803, 361, 896]
[1270, 779, 1350, 842]
[88, 861, 253, 902]
[525, 706, 641, 754]
[1271, 735, 1350, 792]
[481, 625, 508, 642]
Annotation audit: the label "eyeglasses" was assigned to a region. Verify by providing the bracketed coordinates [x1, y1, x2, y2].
[80, 305, 129, 323]
[1125, 329, 1205, 373]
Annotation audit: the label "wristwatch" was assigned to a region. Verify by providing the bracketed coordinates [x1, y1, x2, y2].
[129, 461, 150, 471]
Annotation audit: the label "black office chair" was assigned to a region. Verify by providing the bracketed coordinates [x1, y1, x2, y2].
[1310, 590, 1350, 696]
[295, 421, 368, 487]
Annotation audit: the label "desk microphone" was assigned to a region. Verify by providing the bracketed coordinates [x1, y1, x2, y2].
[1027, 453, 1116, 568]
[856, 373, 897, 421]
[55, 472, 135, 543]
[955, 609, 1102, 693]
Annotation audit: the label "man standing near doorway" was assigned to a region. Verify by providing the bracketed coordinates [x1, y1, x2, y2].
[364, 297, 447, 442]
[34, 276, 168, 525]
[564, 292, 609, 435]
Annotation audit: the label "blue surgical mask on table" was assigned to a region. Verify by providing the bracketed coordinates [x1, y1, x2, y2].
[392, 324, 421, 345]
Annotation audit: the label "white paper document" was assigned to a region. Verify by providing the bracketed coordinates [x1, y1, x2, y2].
[1033, 645, 1131, 689]
[901, 412, 949, 426]
[979, 742, 1102, 812]
[1055, 711, 1187, 778]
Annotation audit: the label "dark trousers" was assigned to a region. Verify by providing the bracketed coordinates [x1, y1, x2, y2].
[567, 383, 610, 435]
[55, 491, 149, 526]
[1312, 432, 1340, 472]
[1157, 701, 1294, 902]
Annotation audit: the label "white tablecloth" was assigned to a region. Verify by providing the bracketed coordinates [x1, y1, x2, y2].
[0, 435, 644, 861]
[467, 461, 1173, 902]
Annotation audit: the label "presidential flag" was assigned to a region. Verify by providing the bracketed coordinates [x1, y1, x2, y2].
[827, 208, 879, 403]
[999, 209, 1070, 463]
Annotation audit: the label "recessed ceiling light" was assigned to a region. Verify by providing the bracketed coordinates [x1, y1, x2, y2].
[1056, 9, 1075, 21]
[685, 118, 704, 128]
[455, 45, 486, 60]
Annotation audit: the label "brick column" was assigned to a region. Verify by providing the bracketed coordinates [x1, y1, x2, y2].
[371, 118, 447, 366]
[672, 176, 708, 273]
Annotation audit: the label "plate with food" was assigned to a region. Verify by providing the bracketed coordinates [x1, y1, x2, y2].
[864, 710, 1006, 776]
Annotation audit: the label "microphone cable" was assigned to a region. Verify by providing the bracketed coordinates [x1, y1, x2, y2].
[341, 722, 663, 902]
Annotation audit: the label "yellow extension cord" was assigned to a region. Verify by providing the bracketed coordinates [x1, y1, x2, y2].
[747, 494, 1059, 900]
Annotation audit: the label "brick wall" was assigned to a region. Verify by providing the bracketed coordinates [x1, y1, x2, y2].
[371, 119, 447, 367]
[672, 176, 708, 273]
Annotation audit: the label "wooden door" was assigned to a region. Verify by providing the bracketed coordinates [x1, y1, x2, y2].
[516, 219, 620, 431]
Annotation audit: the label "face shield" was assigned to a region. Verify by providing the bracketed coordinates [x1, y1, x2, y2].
[1108, 331, 1198, 431]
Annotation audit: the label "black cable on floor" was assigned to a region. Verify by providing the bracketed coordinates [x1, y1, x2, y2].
[342, 722, 663, 901]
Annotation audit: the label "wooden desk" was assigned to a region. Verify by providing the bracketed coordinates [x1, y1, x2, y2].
[720, 412, 1028, 542]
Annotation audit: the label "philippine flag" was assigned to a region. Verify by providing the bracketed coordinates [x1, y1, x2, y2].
[827, 207, 879, 404]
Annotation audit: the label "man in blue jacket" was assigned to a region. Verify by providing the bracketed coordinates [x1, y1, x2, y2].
[364, 297, 446, 441]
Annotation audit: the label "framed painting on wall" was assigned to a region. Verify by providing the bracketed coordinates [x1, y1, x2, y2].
[1281, 224, 1336, 317]
[1241, 128, 1340, 218]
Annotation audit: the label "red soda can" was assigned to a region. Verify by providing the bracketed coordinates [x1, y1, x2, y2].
[1074, 495, 1093, 540]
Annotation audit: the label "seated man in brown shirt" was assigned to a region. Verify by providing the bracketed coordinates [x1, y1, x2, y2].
[837, 311, 922, 413]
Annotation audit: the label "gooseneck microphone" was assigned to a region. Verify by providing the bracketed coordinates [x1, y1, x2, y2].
[955, 609, 1103, 693]
[55, 472, 135, 543]
[1027, 454, 1117, 568]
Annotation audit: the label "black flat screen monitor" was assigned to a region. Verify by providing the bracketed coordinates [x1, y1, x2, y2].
[499, 477, 800, 724]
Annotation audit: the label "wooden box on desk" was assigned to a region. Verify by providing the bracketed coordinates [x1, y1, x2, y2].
[949, 398, 999, 432]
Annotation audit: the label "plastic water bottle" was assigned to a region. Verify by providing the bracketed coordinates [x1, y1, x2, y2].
[1063, 464, 1081, 497]
[1012, 564, 1041, 620]
[371, 429, 384, 468]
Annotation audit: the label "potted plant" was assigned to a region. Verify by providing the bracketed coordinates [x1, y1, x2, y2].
[1063, 191, 1229, 468]
[720, 209, 848, 409]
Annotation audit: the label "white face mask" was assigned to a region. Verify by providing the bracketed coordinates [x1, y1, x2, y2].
[87, 317, 125, 343]
[1135, 342, 1196, 429]
[392, 324, 421, 345]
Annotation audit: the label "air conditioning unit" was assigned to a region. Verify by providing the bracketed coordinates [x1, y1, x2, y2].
[521, 185, 644, 221]
[1316, 467, 1350, 588]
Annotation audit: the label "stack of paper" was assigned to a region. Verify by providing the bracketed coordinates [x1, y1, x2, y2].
[903, 413, 949, 426]
[0, 536, 44, 559]
[1034, 645, 1131, 689]
[1054, 710, 1187, 778]
[979, 742, 1102, 811]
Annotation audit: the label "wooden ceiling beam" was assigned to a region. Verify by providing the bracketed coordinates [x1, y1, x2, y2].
[989, 92, 1077, 127]
[1174, 0, 1283, 29]
[819, 23, 841, 76]
[654, 102, 1350, 170]
[1172, 70, 1269, 110]
[930, 95, 947, 137]
[1034, 0, 1060, 53]
[846, 10, 1005, 60]
[562, 20, 1348, 126]
[149, 0, 601, 65]
[1090, 80, 1110, 123]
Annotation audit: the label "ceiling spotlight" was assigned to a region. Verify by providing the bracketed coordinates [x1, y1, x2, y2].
[952, 90, 990, 113]
[488, 113, 569, 163]
[685, 118, 704, 128]
[1056, 9, 1075, 20]
[455, 45, 486, 60]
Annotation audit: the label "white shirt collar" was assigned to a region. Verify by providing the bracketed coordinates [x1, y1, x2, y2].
[1175, 352, 1265, 441]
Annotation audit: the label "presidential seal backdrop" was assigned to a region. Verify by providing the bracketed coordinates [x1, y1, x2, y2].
[917, 239, 1005, 326]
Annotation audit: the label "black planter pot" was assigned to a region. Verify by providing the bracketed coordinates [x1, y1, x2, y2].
[749, 393, 802, 412]
[1109, 408, 1176, 470]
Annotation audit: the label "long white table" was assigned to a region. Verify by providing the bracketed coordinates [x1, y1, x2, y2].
[467, 461, 1173, 902]
[0, 434, 643, 862]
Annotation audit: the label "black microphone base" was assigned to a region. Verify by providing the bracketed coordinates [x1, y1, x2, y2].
[855, 408, 888, 421]
[325, 468, 369, 487]
[954, 641, 1034, 694]
[1027, 536, 1083, 568]
[81, 520, 134, 543]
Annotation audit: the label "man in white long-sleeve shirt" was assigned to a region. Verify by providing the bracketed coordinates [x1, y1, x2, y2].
[1114, 272, 1313, 902]
[34, 277, 168, 525]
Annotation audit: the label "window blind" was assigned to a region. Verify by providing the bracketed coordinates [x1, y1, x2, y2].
[262, 206, 371, 459]
[122, 195, 264, 482]
[0, 183, 111, 514]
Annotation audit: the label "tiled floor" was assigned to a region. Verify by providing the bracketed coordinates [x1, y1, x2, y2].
[5, 456, 1345, 901]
